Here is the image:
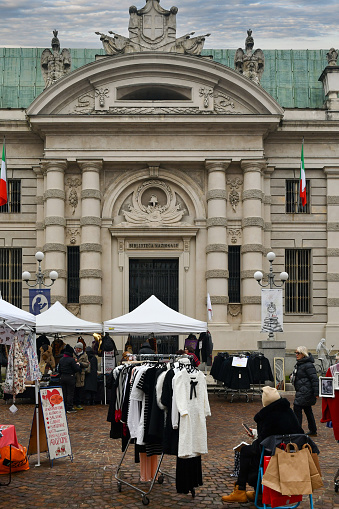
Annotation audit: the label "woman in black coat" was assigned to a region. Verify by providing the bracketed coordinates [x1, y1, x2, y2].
[221, 386, 303, 503]
[84, 347, 98, 405]
[292, 345, 319, 436]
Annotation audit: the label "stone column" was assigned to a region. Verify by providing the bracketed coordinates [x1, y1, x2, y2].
[42, 160, 67, 304]
[324, 166, 339, 341]
[205, 160, 231, 326]
[78, 160, 103, 322]
[240, 160, 265, 328]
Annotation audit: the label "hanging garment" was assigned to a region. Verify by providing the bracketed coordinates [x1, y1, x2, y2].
[176, 455, 203, 494]
[173, 369, 211, 458]
[3, 336, 27, 397]
[23, 333, 41, 381]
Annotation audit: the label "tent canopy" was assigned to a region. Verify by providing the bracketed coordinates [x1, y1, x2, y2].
[0, 296, 36, 328]
[104, 295, 207, 335]
[36, 301, 102, 334]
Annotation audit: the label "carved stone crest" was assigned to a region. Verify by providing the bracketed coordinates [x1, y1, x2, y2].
[199, 87, 213, 108]
[96, 0, 209, 55]
[234, 30, 264, 84]
[227, 177, 243, 212]
[67, 228, 80, 244]
[122, 179, 186, 226]
[228, 228, 241, 244]
[95, 88, 109, 108]
[41, 30, 71, 88]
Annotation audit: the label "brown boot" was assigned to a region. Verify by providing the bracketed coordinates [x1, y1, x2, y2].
[246, 491, 256, 502]
[221, 485, 248, 503]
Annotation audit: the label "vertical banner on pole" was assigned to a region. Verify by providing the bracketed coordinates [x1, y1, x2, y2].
[261, 288, 283, 333]
[29, 289, 50, 315]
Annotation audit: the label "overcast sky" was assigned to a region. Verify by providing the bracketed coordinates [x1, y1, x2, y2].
[0, 0, 337, 50]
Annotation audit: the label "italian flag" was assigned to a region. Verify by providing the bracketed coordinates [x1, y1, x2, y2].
[299, 140, 306, 207]
[0, 139, 7, 206]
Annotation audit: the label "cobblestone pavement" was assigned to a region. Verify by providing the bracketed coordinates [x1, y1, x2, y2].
[0, 392, 338, 509]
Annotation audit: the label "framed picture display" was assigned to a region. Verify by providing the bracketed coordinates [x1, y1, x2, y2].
[319, 376, 335, 398]
[274, 357, 285, 391]
[334, 372, 339, 390]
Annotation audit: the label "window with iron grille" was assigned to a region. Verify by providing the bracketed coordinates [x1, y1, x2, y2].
[285, 249, 311, 314]
[0, 180, 21, 213]
[286, 179, 310, 213]
[67, 246, 80, 303]
[228, 245, 241, 303]
[0, 248, 22, 307]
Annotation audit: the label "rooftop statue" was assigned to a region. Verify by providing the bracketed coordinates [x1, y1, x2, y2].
[234, 30, 264, 85]
[327, 47, 338, 66]
[96, 0, 210, 55]
[41, 31, 71, 88]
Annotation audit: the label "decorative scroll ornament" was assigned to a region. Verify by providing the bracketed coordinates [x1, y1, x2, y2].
[122, 179, 186, 227]
[67, 178, 81, 214]
[74, 92, 95, 114]
[234, 30, 264, 84]
[67, 228, 80, 244]
[96, 0, 210, 55]
[95, 88, 109, 107]
[228, 304, 241, 317]
[213, 92, 238, 114]
[41, 30, 71, 88]
[199, 87, 213, 108]
[228, 228, 241, 244]
[227, 177, 243, 212]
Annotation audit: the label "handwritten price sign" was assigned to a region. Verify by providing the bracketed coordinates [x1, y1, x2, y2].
[40, 387, 72, 461]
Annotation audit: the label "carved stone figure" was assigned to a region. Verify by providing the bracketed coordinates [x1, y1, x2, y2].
[41, 31, 71, 88]
[122, 180, 186, 227]
[97, 0, 209, 55]
[234, 30, 264, 85]
[327, 48, 338, 66]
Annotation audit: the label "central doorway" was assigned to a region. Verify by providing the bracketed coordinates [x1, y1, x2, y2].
[129, 258, 179, 354]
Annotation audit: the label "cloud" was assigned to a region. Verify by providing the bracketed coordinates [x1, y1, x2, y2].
[0, 0, 337, 49]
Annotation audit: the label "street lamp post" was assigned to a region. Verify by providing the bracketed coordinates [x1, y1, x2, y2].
[22, 251, 58, 290]
[22, 251, 58, 468]
[253, 251, 289, 340]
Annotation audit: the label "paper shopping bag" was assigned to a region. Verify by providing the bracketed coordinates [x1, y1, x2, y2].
[276, 443, 312, 495]
[302, 444, 322, 476]
[301, 444, 324, 491]
[262, 453, 281, 493]
[262, 456, 302, 508]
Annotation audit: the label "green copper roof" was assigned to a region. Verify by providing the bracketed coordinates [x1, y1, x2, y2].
[0, 47, 327, 110]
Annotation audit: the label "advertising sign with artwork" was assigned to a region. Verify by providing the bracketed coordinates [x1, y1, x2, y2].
[40, 387, 72, 461]
[261, 288, 283, 333]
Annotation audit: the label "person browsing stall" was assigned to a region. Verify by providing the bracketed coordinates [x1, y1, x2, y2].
[221, 386, 303, 503]
[73, 342, 90, 410]
[58, 344, 81, 414]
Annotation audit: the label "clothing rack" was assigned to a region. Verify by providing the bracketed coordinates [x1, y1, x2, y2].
[114, 354, 198, 505]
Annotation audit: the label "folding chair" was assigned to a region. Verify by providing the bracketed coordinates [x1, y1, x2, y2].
[254, 434, 316, 509]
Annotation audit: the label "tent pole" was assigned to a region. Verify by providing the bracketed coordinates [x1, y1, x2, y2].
[33, 331, 41, 467]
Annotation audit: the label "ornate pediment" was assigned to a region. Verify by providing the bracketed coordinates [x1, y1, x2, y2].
[121, 179, 187, 227]
[96, 0, 209, 55]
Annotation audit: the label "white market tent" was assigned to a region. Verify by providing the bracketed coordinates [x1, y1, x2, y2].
[0, 295, 36, 328]
[104, 295, 207, 335]
[36, 300, 102, 334]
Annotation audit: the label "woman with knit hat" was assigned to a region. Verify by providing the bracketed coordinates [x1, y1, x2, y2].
[221, 386, 303, 503]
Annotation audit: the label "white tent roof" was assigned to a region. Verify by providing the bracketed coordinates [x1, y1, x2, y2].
[0, 296, 36, 328]
[104, 295, 207, 335]
[36, 301, 102, 334]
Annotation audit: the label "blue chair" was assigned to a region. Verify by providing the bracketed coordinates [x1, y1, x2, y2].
[254, 434, 317, 509]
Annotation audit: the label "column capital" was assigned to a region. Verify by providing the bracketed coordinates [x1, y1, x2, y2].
[205, 160, 231, 173]
[41, 160, 67, 174]
[77, 159, 103, 172]
[241, 159, 267, 173]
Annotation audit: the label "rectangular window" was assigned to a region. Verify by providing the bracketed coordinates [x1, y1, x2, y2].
[228, 245, 241, 303]
[0, 180, 21, 213]
[285, 249, 311, 314]
[67, 246, 80, 303]
[286, 179, 310, 214]
[0, 248, 22, 307]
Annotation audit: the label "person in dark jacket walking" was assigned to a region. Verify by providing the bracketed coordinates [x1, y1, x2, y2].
[221, 386, 303, 503]
[84, 346, 98, 405]
[292, 345, 319, 436]
[58, 344, 81, 413]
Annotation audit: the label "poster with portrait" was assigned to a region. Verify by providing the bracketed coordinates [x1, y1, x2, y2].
[319, 377, 335, 398]
[40, 387, 72, 461]
[261, 289, 283, 333]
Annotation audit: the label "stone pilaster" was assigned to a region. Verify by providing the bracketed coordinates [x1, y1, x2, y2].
[41, 160, 67, 304]
[324, 166, 339, 341]
[240, 159, 266, 328]
[205, 160, 231, 324]
[78, 160, 103, 322]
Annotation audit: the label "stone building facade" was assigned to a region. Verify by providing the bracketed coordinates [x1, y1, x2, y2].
[1, 1, 339, 353]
